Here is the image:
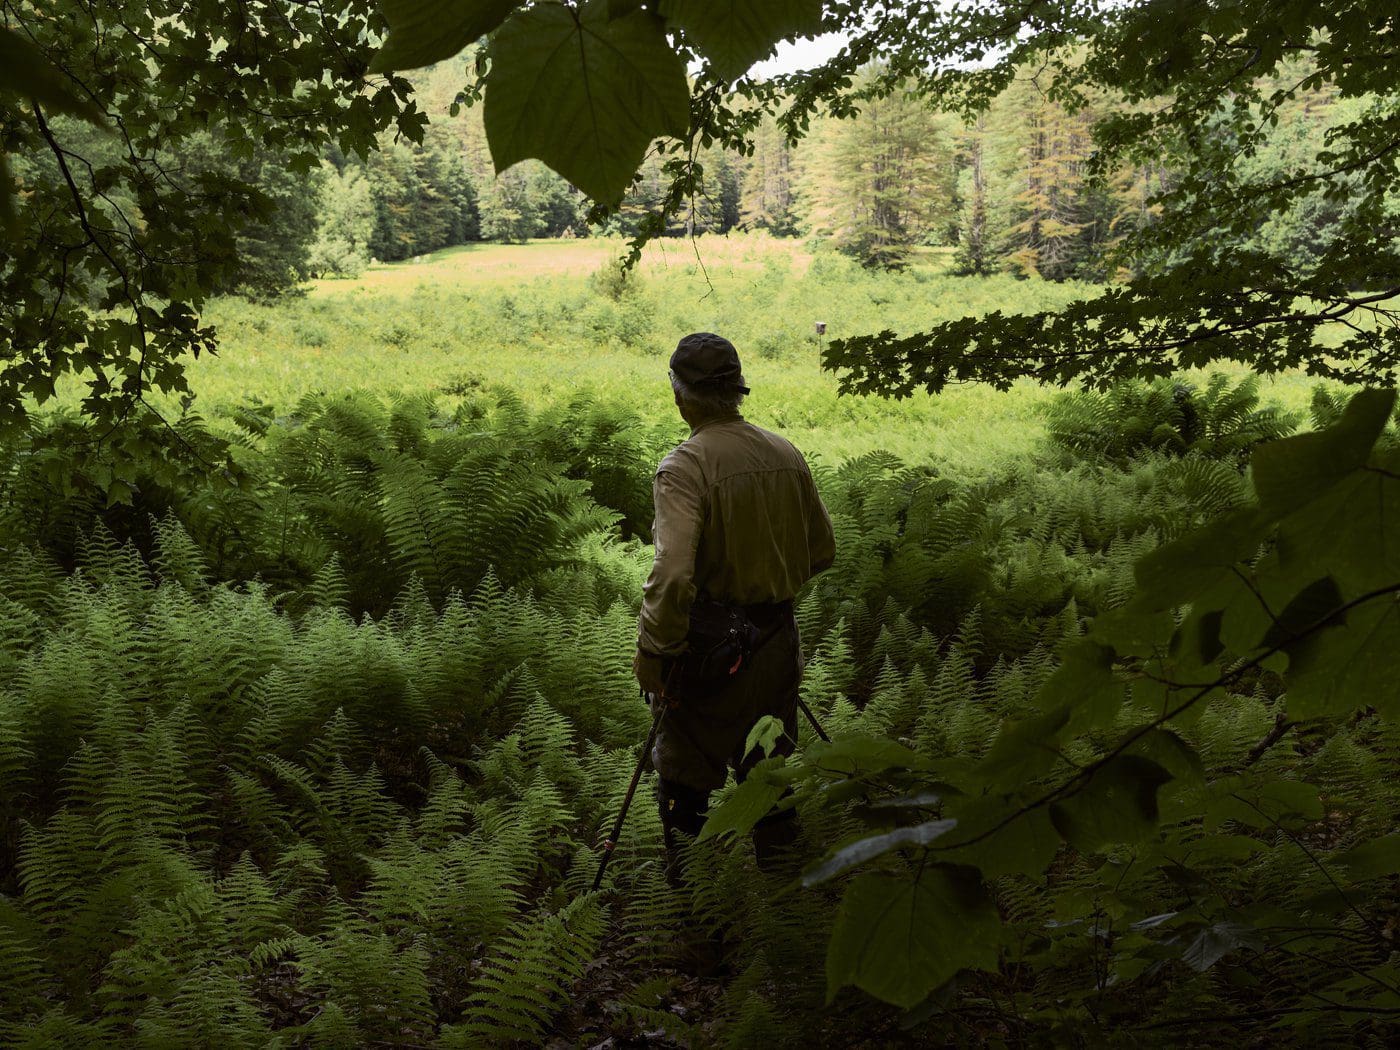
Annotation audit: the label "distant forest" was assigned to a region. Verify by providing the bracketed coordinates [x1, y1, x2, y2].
[148, 54, 1364, 295]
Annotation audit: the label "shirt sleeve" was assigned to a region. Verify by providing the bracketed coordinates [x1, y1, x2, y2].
[637, 465, 705, 656]
[806, 468, 837, 576]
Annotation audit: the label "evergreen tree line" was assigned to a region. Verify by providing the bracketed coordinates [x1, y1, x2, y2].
[310, 130, 591, 277]
[218, 58, 1366, 292]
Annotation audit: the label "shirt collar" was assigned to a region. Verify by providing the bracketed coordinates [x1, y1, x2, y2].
[689, 411, 744, 436]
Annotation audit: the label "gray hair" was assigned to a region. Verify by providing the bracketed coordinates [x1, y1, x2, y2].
[670, 372, 746, 415]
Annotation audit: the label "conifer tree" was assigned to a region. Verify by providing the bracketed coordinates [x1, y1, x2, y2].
[478, 164, 541, 243]
[609, 151, 678, 238]
[738, 116, 799, 235]
[528, 165, 586, 237]
[412, 129, 471, 249]
[366, 143, 428, 262]
[799, 75, 954, 268]
[953, 113, 993, 274]
[307, 165, 376, 278]
[690, 146, 742, 234]
[442, 150, 481, 243]
[1001, 77, 1092, 280]
[168, 131, 324, 298]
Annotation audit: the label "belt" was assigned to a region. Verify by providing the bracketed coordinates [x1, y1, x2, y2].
[742, 598, 794, 628]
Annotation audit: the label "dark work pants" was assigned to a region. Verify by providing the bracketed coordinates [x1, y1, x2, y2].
[654, 606, 802, 878]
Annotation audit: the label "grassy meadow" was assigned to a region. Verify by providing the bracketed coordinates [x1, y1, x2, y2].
[181, 234, 1325, 473]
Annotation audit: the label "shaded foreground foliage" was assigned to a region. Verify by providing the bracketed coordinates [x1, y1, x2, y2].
[1, 380, 1397, 1044]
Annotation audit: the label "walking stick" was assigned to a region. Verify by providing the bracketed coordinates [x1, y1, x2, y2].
[796, 694, 830, 743]
[592, 692, 666, 892]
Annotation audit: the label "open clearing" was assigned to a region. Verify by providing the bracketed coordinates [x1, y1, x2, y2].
[179, 235, 1325, 472]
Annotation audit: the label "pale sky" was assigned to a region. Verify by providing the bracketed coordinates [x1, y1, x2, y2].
[749, 33, 852, 78]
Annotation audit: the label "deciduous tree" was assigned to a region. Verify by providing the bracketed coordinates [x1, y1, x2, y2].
[1, 1, 418, 437]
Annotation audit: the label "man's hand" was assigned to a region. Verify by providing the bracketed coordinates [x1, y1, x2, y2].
[633, 648, 667, 697]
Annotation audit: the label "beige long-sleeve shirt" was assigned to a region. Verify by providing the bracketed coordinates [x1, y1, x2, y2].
[637, 412, 836, 656]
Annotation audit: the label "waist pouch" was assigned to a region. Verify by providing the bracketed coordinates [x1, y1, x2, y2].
[666, 595, 788, 701]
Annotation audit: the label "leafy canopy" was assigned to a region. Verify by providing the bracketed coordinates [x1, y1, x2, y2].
[0, 0, 824, 450]
[482, 3, 690, 205]
[805, 1, 1400, 390]
[0, 1, 428, 507]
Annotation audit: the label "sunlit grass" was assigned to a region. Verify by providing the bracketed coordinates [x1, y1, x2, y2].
[178, 236, 1065, 472]
[166, 233, 1332, 473]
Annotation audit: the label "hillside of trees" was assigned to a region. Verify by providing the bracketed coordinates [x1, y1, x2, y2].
[222, 56, 1368, 290]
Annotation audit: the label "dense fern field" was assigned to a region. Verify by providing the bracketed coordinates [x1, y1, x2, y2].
[1, 379, 1396, 1046]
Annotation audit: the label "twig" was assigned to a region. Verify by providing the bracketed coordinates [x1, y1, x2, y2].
[1241, 712, 1294, 768]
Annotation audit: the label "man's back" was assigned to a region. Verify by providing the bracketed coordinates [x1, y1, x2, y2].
[638, 412, 834, 656]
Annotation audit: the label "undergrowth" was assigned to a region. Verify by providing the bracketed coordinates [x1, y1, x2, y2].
[0, 376, 1393, 1046]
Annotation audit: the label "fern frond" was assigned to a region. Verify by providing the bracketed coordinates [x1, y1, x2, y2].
[448, 895, 607, 1046]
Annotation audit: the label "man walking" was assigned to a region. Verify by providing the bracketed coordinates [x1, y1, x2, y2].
[633, 332, 836, 880]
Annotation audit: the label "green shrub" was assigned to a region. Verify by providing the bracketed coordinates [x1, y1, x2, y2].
[1046, 373, 1300, 464]
[293, 321, 329, 347]
[588, 256, 642, 302]
[378, 321, 418, 348]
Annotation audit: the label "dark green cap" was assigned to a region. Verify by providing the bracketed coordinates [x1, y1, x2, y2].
[670, 332, 749, 394]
